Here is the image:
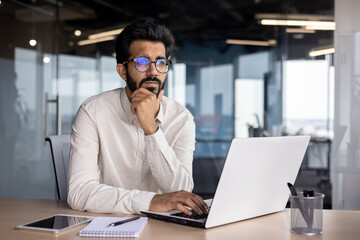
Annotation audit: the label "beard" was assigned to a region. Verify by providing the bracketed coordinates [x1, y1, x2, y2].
[126, 72, 166, 97]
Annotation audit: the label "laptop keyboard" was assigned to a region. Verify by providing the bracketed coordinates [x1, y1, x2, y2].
[171, 210, 208, 220]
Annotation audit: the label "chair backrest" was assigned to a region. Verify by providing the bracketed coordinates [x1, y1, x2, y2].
[46, 134, 71, 200]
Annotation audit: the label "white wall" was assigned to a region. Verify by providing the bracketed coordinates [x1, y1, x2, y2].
[332, 0, 360, 210]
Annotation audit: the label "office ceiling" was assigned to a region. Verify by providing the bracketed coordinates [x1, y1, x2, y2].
[66, 0, 334, 45]
[4, 0, 334, 58]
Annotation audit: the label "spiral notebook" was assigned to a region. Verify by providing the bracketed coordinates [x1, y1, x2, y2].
[79, 217, 147, 238]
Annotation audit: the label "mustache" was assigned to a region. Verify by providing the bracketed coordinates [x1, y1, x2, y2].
[138, 77, 162, 88]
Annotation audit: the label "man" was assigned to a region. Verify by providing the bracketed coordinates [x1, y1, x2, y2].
[67, 17, 208, 216]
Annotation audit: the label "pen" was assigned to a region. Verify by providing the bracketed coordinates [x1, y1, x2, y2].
[107, 217, 140, 227]
[303, 189, 315, 228]
[287, 183, 311, 228]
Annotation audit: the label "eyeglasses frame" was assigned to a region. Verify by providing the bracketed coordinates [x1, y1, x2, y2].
[122, 57, 172, 74]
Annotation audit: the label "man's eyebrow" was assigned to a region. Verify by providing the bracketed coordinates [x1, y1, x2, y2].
[134, 55, 166, 60]
[132, 55, 148, 59]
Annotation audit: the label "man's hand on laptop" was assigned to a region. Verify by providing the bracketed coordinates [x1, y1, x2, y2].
[149, 190, 209, 215]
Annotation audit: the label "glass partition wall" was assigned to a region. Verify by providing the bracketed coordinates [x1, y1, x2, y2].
[0, 1, 58, 198]
[0, 0, 334, 205]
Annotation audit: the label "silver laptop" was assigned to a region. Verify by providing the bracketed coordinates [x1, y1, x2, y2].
[141, 135, 310, 228]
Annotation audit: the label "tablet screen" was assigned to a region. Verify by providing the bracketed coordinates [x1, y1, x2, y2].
[16, 214, 93, 233]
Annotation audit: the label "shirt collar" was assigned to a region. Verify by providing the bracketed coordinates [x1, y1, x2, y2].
[120, 88, 136, 124]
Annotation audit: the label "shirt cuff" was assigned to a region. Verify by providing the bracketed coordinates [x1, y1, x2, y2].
[144, 128, 166, 150]
[132, 190, 157, 214]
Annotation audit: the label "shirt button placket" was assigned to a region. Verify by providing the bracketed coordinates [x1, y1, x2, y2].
[135, 127, 145, 188]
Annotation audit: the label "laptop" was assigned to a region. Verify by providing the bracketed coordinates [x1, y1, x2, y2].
[141, 135, 310, 228]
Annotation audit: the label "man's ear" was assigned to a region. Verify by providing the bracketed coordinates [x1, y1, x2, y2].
[116, 64, 127, 81]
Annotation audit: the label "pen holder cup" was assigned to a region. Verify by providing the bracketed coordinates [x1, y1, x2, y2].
[290, 192, 325, 235]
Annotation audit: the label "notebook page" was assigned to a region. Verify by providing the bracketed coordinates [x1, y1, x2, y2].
[79, 217, 148, 237]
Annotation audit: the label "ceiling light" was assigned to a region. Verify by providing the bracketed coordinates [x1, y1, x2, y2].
[43, 57, 51, 63]
[309, 48, 335, 57]
[286, 28, 316, 34]
[256, 13, 334, 21]
[88, 28, 123, 40]
[78, 36, 115, 46]
[74, 30, 82, 36]
[260, 19, 335, 29]
[29, 39, 37, 47]
[305, 25, 336, 31]
[267, 39, 277, 45]
[226, 39, 276, 46]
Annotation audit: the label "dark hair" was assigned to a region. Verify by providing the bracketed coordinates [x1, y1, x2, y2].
[115, 17, 175, 64]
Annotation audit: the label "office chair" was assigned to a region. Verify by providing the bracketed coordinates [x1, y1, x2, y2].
[45, 134, 71, 200]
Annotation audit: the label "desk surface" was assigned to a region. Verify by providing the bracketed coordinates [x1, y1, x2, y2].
[1, 198, 359, 240]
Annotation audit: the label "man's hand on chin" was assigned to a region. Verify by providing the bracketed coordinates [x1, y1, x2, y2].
[130, 88, 163, 135]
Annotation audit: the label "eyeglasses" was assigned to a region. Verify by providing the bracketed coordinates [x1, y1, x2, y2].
[123, 57, 172, 74]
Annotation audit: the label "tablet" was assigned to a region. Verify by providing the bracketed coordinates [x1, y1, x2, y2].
[15, 214, 94, 234]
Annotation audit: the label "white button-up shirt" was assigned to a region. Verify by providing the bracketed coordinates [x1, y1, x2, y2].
[67, 88, 195, 214]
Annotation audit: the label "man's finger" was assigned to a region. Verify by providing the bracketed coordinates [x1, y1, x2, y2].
[131, 91, 150, 100]
[183, 197, 203, 215]
[175, 202, 192, 215]
[187, 194, 208, 214]
[193, 195, 209, 214]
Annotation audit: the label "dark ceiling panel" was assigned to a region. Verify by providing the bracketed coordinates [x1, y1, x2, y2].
[2, 0, 333, 58]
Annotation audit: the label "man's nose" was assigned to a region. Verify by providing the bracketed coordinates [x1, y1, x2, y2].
[146, 62, 158, 76]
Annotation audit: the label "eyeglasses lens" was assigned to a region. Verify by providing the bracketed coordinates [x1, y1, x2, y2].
[156, 59, 168, 73]
[134, 58, 150, 72]
[134, 57, 169, 73]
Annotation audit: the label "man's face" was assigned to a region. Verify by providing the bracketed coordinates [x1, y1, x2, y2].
[121, 40, 168, 97]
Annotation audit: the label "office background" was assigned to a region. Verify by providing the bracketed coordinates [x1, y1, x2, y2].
[0, 0, 359, 210]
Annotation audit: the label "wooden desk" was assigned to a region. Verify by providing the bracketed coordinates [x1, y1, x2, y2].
[1, 198, 359, 240]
